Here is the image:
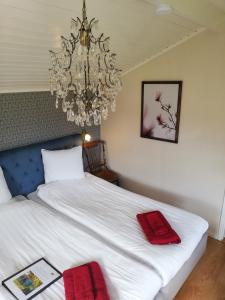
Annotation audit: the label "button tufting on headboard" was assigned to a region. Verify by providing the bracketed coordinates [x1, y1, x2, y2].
[0, 134, 81, 197]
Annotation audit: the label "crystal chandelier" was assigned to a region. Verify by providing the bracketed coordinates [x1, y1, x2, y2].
[49, 0, 122, 127]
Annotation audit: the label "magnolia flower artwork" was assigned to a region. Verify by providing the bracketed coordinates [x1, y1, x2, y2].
[141, 81, 182, 143]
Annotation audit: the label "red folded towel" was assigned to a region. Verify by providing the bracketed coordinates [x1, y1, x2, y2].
[137, 211, 181, 245]
[63, 269, 76, 300]
[63, 262, 110, 300]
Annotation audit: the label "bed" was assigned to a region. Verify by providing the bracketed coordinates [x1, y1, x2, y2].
[0, 199, 162, 300]
[0, 134, 209, 300]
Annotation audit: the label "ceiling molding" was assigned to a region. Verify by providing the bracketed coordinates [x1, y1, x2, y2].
[122, 27, 206, 77]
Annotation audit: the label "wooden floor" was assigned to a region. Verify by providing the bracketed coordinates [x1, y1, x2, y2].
[175, 238, 225, 300]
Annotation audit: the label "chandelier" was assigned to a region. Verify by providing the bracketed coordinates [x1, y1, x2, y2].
[49, 0, 122, 127]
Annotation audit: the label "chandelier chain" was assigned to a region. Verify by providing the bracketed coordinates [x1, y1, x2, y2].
[82, 0, 87, 21]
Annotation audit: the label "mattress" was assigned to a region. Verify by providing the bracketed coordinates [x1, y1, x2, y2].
[28, 192, 208, 300]
[36, 173, 209, 287]
[0, 200, 162, 300]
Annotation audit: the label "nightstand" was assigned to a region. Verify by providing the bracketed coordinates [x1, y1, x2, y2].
[83, 140, 119, 186]
[93, 169, 119, 186]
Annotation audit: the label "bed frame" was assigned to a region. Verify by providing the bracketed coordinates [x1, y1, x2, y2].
[156, 232, 207, 299]
[0, 134, 207, 299]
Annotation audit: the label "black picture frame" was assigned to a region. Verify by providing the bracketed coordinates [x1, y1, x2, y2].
[2, 258, 62, 300]
[140, 81, 183, 143]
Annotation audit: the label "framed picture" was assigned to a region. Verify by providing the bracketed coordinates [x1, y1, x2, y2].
[2, 258, 62, 300]
[141, 81, 182, 143]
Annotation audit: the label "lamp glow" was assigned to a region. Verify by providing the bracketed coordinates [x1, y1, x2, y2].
[84, 133, 91, 142]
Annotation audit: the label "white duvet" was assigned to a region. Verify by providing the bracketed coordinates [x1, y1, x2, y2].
[0, 200, 161, 300]
[37, 173, 209, 286]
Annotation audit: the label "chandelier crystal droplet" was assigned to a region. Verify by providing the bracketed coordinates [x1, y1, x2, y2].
[49, 0, 122, 127]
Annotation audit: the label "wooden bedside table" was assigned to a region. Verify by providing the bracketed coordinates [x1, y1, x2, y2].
[83, 140, 119, 186]
[93, 169, 119, 186]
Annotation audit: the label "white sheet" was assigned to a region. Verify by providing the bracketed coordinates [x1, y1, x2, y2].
[0, 200, 161, 300]
[37, 173, 209, 286]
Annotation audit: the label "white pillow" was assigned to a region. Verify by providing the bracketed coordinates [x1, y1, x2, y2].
[41, 146, 84, 183]
[0, 167, 12, 204]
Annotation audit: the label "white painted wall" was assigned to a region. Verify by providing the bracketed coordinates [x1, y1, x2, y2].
[102, 30, 225, 239]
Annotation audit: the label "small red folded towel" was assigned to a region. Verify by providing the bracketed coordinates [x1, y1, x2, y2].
[137, 211, 181, 245]
[63, 262, 110, 300]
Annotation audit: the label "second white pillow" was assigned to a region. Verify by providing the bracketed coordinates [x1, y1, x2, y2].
[41, 146, 84, 183]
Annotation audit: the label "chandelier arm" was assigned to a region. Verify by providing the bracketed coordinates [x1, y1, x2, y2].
[104, 54, 113, 70]
[61, 36, 71, 51]
[106, 74, 113, 88]
[98, 33, 104, 51]
[63, 49, 72, 71]
[49, 49, 61, 56]
[70, 39, 76, 54]
[68, 71, 73, 87]
[71, 37, 78, 56]
[55, 55, 62, 68]
[70, 32, 80, 45]
[89, 34, 98, 44]
[72, 17, 81, 24]
[103, 44, 110, 53]
[62, 37, 73, 53]
[89, 18, 96, 28]
[89, 28, 102, 44]
[49, 50, 54, 55]
[61, 35, 70, 42]
[98, 36, 111, 53]
[104, 74, 111, 89]
[96, 83, 100, 96]
[76, 17, 82, 25]
[108, 73, 115, 86]
[99, 36, 110, 44]
[87, 51, 91, 86]
[98, 56, 101, 72]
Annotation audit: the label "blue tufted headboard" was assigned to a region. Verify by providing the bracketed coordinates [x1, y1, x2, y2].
[0, 134, 81, 196]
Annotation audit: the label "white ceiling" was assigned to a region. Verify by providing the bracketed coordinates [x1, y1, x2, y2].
[0, 0, 224, 92]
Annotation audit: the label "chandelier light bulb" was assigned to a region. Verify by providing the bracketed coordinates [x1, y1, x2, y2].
[49, 0, 122, 127]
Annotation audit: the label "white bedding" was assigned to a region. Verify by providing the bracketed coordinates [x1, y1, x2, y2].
[37, 173, 209, 287]
[0, 200, 161, 300]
